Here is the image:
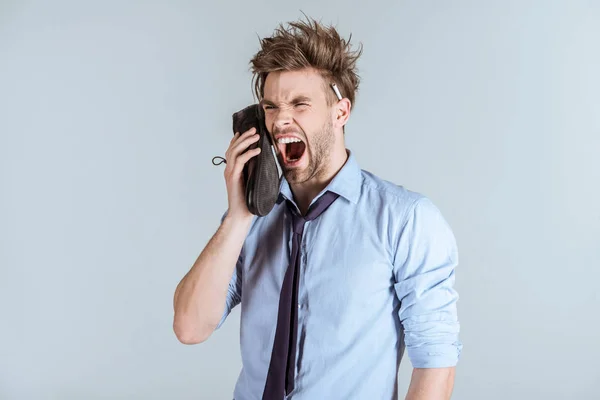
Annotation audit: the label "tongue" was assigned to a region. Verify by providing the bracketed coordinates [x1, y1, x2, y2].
[287, 142, 305, 161]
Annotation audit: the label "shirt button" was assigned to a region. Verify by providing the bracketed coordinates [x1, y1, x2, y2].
[298, 304, 301, 309]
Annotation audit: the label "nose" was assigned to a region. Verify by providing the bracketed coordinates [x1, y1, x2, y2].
[272, 107, 293, 133]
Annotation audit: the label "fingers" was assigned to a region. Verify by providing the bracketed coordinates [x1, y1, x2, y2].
[231, 127, 256, 144]
[226, 127, 259, 161]
[229, 132, 239, 145]
[232, 134, 260, 156]
[232, 147, 261, 175]
[230, 128, 249, 144]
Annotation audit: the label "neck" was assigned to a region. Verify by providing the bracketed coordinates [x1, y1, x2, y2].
[290, 145, 348, 215]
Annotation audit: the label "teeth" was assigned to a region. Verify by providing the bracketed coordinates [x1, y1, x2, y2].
[278, 137, 302, 144]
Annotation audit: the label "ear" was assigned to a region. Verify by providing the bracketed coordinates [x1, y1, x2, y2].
[332, 98, 352, 129]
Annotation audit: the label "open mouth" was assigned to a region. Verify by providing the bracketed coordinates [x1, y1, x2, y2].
[277, 137, 306, 164]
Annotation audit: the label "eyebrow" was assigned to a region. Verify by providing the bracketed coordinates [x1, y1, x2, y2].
[260, 95, 313, 107]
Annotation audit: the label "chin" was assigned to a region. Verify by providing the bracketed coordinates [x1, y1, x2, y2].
[283, 164, 318, 185]
[283, 169, 306, 184]
[282, 166, 306, 183]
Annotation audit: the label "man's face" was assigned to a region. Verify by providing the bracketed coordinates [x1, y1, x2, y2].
[261, 68, 335, 184]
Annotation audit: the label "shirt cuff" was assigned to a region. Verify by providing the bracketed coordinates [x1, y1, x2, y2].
[404, 319, 463, 368]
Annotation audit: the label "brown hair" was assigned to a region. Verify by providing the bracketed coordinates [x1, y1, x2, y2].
[250, 16, 363, 109]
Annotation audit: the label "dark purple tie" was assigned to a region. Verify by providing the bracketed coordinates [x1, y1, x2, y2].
[262, 190, 340, 400]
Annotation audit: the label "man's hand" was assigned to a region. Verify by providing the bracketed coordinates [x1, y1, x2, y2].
[224, 127, 261, 221]
[405, 367, 455, 400]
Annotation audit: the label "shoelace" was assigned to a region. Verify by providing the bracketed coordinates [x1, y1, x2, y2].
[212, 156, 226, 165]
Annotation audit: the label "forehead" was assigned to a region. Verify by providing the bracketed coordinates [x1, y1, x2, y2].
[263, 69, 326, 101]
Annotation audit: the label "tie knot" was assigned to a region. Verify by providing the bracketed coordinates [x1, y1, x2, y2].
[286, 191, 340, 234]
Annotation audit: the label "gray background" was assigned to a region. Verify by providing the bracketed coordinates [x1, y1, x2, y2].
[1, 0, 599, 399]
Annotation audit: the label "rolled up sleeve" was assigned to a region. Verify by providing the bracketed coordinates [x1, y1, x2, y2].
[215, 258, 242, 330]
[393, 197, 462, 368]
[215, 211, 243, 330]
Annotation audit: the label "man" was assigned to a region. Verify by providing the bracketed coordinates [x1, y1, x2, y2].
[173, 17, 462, 400]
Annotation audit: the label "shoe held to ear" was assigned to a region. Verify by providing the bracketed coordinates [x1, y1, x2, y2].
[231, 104, 281, 217]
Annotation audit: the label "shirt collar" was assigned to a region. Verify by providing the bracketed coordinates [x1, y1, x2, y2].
[277, 149, 362, 206]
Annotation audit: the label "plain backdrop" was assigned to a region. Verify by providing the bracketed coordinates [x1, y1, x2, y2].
[1, 1, 599, 399]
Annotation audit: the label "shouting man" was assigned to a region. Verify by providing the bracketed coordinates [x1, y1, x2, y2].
[173, 16, 462, 400]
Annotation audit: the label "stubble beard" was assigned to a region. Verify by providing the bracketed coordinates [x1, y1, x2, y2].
[284, 118, 334, 185]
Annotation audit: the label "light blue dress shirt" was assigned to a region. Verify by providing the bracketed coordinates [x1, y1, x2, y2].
[217, 150, 462, 400]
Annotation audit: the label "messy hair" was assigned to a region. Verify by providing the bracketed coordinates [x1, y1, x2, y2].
[249, 16, 363, 109]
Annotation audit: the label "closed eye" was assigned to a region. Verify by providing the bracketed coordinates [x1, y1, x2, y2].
[262, 102, 308, 110]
